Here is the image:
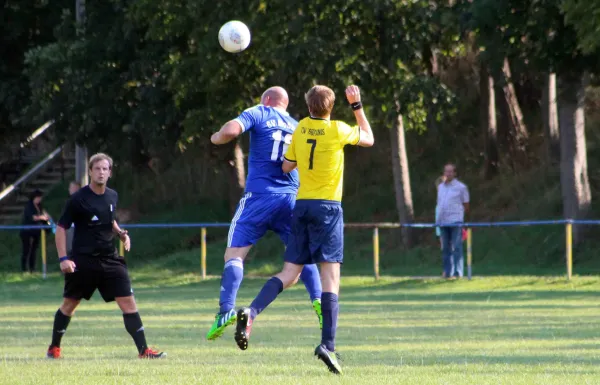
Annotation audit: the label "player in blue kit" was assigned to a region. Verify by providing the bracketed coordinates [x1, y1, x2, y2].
[206, 86, 323, 340]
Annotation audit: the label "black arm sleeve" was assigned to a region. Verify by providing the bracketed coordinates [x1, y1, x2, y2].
[58, 197, 76, 229]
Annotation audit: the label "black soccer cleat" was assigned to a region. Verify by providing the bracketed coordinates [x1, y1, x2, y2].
[315, 344, 342, 374]
[234, 307, 253, 351]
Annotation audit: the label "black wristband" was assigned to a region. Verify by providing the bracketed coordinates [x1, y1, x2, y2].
[59, 256, 69, 262]
[350, 102, 363, 111]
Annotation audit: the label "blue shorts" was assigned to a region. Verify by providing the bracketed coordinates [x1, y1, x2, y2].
[284, 200, 344, 265]
[228, 192, 295, 248]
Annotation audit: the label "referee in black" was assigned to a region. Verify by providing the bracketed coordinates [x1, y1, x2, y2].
[46, 153, 165, 359]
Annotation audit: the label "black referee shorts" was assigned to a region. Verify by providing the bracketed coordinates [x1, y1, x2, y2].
[63, 255, 133, 302]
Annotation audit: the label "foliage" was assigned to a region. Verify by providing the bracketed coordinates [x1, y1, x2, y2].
[22, 0, 463, 154]
[562, 0, 600, 56]
[0, 0, 71, 139]
[465, 0, 599, 77]
[25, 1, 184, 165]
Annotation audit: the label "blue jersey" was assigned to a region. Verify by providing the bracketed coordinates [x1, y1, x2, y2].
[234, 105, 300, 194]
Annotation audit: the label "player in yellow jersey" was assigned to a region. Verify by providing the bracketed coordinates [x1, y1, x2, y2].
[235, 85, 374, 374]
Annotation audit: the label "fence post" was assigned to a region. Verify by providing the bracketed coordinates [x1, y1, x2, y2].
[566, 221, 573, 280]
[201, 227, 207, 280]
[373, 227, 380, 280]
[41, 229, 47, 279]
[467, 228, 472, 281]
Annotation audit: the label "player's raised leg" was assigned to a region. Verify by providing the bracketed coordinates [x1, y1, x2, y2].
[207, 192, 268, 340]
[47, 298, 80, 359]
[300, 264, 323, 328]
[206, 245, 251, 340]
[235, 262, 303, 350]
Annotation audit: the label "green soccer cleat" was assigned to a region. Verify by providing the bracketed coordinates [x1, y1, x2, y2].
[206, 309, 237, 340]
[315, 344, 342, 374]
[312, 299, 323, 329]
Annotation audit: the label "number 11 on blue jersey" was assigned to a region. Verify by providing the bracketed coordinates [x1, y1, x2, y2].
[271, 130, 292, 161]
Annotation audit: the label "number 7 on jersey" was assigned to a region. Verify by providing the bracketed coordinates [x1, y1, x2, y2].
[307, 139, 317, 170]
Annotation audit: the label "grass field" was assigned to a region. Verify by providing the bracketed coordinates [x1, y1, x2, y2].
[2, 273, 600, 385]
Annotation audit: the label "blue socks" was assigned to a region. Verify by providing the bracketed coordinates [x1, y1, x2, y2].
[300, 264, 322, 302]
[249, 277, 283, 320]
[219, 258, 244, 314]
[321, 292, 339, 352]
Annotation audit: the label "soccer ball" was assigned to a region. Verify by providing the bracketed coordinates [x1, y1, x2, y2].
[218, 21, 251, 53]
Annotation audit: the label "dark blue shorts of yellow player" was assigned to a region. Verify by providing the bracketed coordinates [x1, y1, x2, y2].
[284, 199, 344, 264]
[228, 192, 295, 248]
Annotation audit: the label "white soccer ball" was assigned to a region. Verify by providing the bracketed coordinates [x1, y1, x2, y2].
[218, 21, 251, 53]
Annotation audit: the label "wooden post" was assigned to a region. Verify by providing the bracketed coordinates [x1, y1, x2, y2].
[41, 229, 47, 279]
[201, 227, 207, 280]
[566, 222, 573, 280]
[373, 227, 380, 280]
[467, 228, 472, 281]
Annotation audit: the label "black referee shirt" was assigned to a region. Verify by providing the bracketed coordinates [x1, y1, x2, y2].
[58, 185, 119, 258]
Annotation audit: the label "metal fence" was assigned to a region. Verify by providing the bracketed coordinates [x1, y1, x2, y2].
[3, 219, 593, 280]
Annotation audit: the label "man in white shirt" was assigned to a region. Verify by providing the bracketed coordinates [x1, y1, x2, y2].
[436, 164, 470, 278]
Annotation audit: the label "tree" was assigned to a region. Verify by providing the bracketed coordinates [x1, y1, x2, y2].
[466, 0, 531, 162]
[559, 73, 591, 245]
[562, 1, 600, 55]
[25, 1, 184, 167]
[228, 140, 246, 213]
[391, 113, 415, 247]
[500, 57, 529, 157]
[480, 63, 498, 179]
[542, 73, 560, 163]
[1, 0, 71, 139]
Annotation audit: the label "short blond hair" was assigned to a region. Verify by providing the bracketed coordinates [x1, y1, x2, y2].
[305, 85, 335, 117]
[88, 153, 113, 170]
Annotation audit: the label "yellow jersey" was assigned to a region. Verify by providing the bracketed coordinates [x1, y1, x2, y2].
[284, 116, 360, 201]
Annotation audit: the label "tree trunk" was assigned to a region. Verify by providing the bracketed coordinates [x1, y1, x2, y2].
[226, 140, 246, 214]
[481, 64, 498, 179]
[424, 45, 440, 134]
[559, 73, 591, 245]
[390, 113, 414, 248]
[501, 57, 529, 156]
[542, 72, 560, 163]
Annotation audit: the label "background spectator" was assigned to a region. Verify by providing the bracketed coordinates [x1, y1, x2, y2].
[436, 164, 469, 279]
[20, 189, 50, 273]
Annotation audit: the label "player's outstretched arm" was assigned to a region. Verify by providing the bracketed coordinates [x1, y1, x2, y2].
[211, 121, 243, 145]
[345, 85, 374, 147]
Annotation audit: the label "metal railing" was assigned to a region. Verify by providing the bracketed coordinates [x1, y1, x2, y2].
[0, 121, 57, 190]
[5, 219, 592, 281]
[20, 121, 54, 149]
[0, 146, 64, 203]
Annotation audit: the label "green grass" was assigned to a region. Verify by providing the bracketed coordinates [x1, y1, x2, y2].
[2, 273, 600, 384]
